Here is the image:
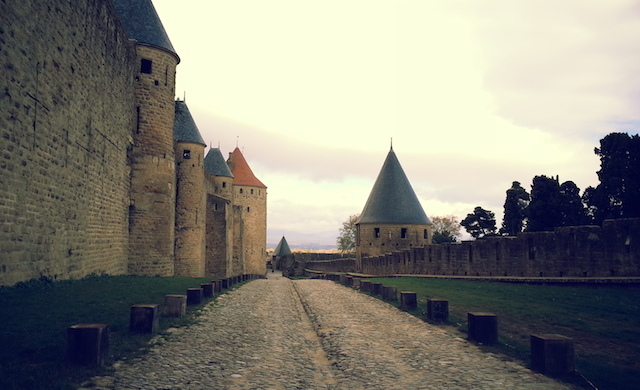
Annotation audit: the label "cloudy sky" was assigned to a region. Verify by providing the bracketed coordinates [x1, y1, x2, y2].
[152, 0, 640, 247]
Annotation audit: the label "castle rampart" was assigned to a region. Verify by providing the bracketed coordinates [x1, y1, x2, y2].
[0, 0, 137, 286]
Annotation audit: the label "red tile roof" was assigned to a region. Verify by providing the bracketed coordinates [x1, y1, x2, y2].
[227, 147, 266, 188]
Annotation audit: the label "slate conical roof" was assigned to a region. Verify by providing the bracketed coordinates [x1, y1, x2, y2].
[174, 100, 206, 146]
[227, 148, 266, 188]
[204, 148, 234, 178]
[113, 0, 179, 61]
[273, 236, 292, 256]
[358, 147, 431, 225]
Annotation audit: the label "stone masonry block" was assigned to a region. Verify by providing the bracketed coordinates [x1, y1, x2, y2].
[200, 283, 214, 298]
[187, 288, 204, 305]
[467, 312, 498, 344]
[164, 294, 186, 317]
[382, 285, 397, 301]
[426, 299, 449, 322]
[360, 280, 372, 293]
[400, 291, 418, 311]
[67, 323, 110, 366]
[130, 304, 160, 333]
[371, 283, 383, 296]
[530, 334, 575, 375]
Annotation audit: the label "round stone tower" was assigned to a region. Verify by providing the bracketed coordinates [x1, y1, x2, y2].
[114, 0, 180, 275]
[173, 100, 206, 276]
[227, 148, 267, 276]
[356, 146, 433, 270]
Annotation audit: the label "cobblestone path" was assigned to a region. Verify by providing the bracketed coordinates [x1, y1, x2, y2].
[86, 272, 574, 389]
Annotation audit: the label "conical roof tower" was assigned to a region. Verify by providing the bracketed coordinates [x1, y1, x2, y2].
[205, 148, 234, 178]
[174, 100, 206, 145]
[273, 236, 292, 256]
[113, 0, 179, 61]
[227, 147, 266, 188]
[358, 146, 431, 225]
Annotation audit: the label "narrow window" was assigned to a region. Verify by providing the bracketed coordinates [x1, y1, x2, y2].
[247, 207, 250, 212]
[374, 228, 380, 238]
[222, 182, 226, 188]
[239, 188, 243, 194]
[423, 229, 428, 239]
[401, 228, 408, 239]
[250, 189, 254, 194]
[182, 149, 191, 159]
[140, 59, 152, 74]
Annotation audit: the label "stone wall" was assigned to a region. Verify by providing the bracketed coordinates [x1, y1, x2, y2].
[0, 0, 136, 286]
[232, 185, 267, 275]
[358, 219, 640, 277]
[275, 253, 356, 276]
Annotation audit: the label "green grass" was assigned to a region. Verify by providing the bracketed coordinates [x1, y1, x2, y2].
[367, 277, 640, 390]
[0, 274, 219, 390]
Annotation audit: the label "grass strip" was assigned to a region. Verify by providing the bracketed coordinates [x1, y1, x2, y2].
[366, 277, 640, 390]
[0, 274, 220, 390]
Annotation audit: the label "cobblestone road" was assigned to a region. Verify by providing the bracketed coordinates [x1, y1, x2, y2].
[84, 272, 574, 389]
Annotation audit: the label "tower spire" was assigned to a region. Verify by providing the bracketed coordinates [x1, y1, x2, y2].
[390, 137, 393, 150]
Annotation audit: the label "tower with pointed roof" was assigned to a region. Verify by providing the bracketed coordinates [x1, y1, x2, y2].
[173, 100, 207, 276]
[227, 148, 268, 275]
[114, 0, 181, 276]
[356, 146, 433, 269]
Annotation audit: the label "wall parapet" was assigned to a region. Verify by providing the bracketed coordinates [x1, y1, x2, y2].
[350, 219, 640, 278]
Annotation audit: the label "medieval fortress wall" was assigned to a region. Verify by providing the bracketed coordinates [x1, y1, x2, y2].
[0, 0, 267, 287]
[1, 0, 137, 285]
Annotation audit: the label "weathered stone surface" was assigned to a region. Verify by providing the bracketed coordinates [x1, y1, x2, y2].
[130, 305, 160, 333]
[531, 334, 575, 375]
[186, 288, 204, 306]
[360, 280, 372, 293]
[67, 323, 110, 366]
[164, 295, 187, 317]
[382, 285, 398, 301]
[200, 283, 214, 298]
[467, 312, 498, 344]
[371, 282, 383, 296]
[426, 299, 449, 322]
[400, 291, 418, 310]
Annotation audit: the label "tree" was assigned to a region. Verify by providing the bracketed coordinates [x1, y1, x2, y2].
[337, 214, 359, 253]
[500, 181, 530, 236]
[526, 175, 562, 232]
[431, 215, 461, 244]
[461, 207, 497, 239]
[559, 181, 588, 226]
[583, 132, 640, 224]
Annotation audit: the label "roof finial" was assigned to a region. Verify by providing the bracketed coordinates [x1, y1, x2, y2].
[183, 91, 186, 102]
[390, 137, 393, 150]
[236, 135, 239, 148]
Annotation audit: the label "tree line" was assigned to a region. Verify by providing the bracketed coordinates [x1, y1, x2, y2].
[458, 132, 640, 240]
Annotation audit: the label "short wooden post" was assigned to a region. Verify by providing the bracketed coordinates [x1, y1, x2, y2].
[130, 304, 159, 333]
[360, 280, 372, 293]
[467, 312, 498, 344]
[352, 277, 361, 289]
[344, 276, 353, 287]
[67, 323, 110, 366]
[426, 299, 449, 322]
[212, 280, 222, 293]
[221, 278, 229, 289]
[200, 283, 214, 298]
[339, 275, 347, 284]
[187, 288, 204, 306]
[164, 294, 187, 317]
[383, 286, 397, 301]
[371, 283, 383, 296]
[530, 334, 575, 375]
[400, 291, 418, 310]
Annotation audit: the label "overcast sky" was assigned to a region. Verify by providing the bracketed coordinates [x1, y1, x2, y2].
[152, 0, 640, 247]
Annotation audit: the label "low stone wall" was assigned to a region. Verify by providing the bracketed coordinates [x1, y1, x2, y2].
[274, 253, 356, 276]
[349, 218, 639, 278]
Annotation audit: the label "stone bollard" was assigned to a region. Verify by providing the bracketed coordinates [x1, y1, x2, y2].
[360, 280, 372, 293]
[67, 323, 110, 366]
[382, 286, 397, 301]
[426, 299, 449, 322]
[371, 283, 383, 296]
[212, 280, 222, 293]
[467, 312, 498, 344]
[164, 294, 187, 317]
[400, 291, 418, 310]
[200, 283, 214, 298]
[221, 278, 229, 289]
[187, 288, 204, 306]
[130, 304, 159, 333]
[344, 276, 353, 287]
[352, 277, 361, 289]
[339, 275, 347, 284]
[530, 334, 575, 375]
